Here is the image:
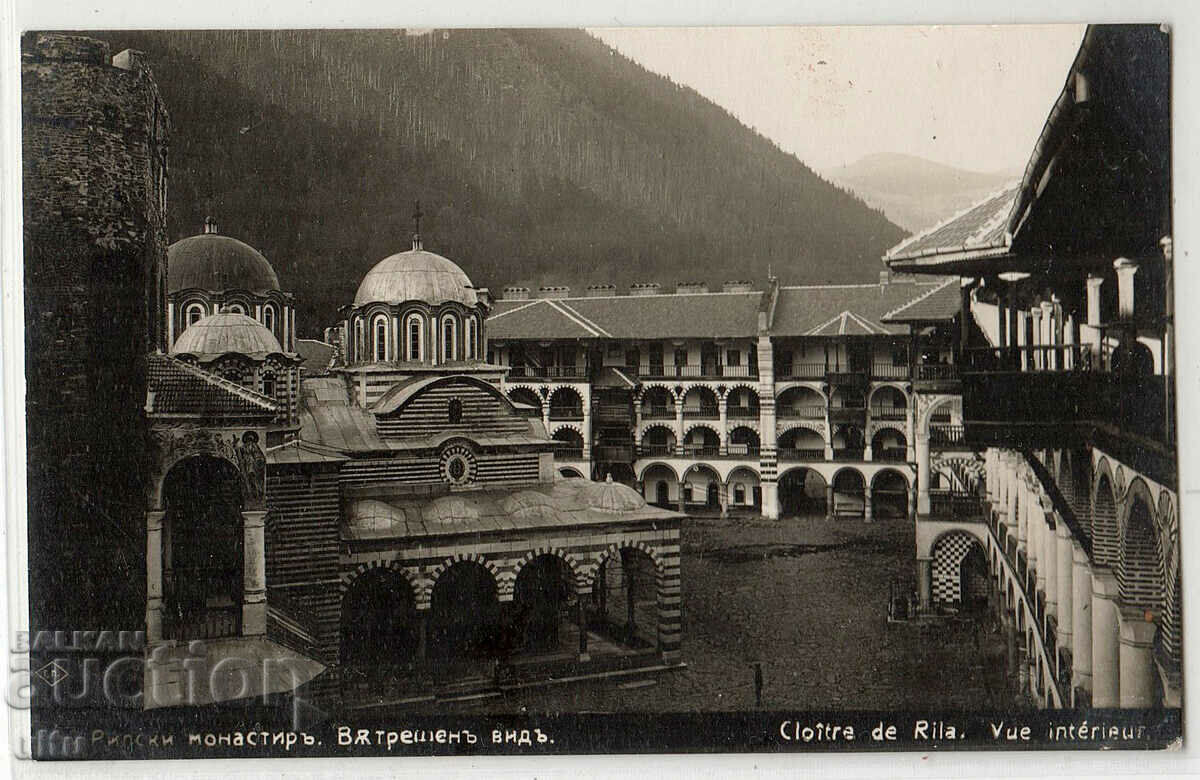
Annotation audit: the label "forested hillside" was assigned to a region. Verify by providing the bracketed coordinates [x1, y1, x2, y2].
[92, 29, 905, 334]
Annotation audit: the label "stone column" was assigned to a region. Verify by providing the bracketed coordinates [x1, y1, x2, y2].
[578, 598, 591, 662]
[757, 334, 779, 520]
[582, 402, 592, 461]
[1042, 507, 1057, 620]
[1119, 612, 1158, 708]
[242, 510, 268, 636]
[905, 406, 915, 462]
[416, 610, 428, 664]
[863, 484, 873, 522]
[718, 396, 728, 455]
[1056, 523, 1074, 651]
[825, 484, 835, 520]
[674, 401, 685, 456]
[1113, 257, 1139, 319]
[1072, 543, 1093, 697]
[1084, 274, 1104, 363]
[541, 398, 551, 437]
[915, 431, 931, 515]
[1011, 472, 1024, 549]
[1091, 569, 1121, 707]
[1064, 313, 1077, 370]
[146, 510, 166, 643]
[917, 558, 932, 609]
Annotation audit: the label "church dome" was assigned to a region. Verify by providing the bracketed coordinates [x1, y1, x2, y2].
[168, 219, 280, 294]
[354, 244, 477, 307]
[585, 477, 647, 513]
[172, 312, 284, 358]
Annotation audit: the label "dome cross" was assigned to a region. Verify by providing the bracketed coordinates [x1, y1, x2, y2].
[412, 200, 424, 251]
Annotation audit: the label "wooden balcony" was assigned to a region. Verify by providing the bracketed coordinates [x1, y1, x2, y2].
[507, 365, 586, 380]
[775, 362, 826, 380]
[777, 447, 825, 461]
[929, 424, 965, 448]
[639, 364, 758, 379]
[592, 444, 633, 463]
[778, 405, 825, 419]
[927, 489, 989, 521]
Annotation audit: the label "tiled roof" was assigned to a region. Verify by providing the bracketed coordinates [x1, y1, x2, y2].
[881, 277, 962, 323]
[885, 185, 1019, 263]
[771, 281, 955, 336]
[296, 339, 335, 371]
[488, 292, 763, 340]
[146, 354, 278, 417]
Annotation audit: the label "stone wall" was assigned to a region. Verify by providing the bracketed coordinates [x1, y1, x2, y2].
[22, 33, 169, 630]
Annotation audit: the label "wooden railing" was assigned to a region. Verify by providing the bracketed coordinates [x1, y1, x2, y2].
[592, 445, 633, 462]
[727, 406, 760, 418]
[778, 405, 825, 419]
[917, 363, 959, 382]
[640, 405, 674, 419]
[776, 362, 827, 380]
[930, 424, 965, 447]
[639, 364, 758, 379]
[508, 365, 585, 379]
[871, 363, 911, 380]
[637, 444, 675, 457]
[725, 443, 761, 457]
[548, 406, 584, 420]
[927, 489, 988, 520]
[777, 447, 825, 461]
[874, 447, 908, 462]
[554, 446, 584, 460]
[682, 404, 719, 418]
[870, 406, 907, 421]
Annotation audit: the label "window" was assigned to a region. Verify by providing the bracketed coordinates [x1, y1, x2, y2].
[262, 373, 276, 398]
[406, 315, 423, 362]
[442, 316, 457, 362]
[734, 483, 746, 504]
[727, 349, 741, 367]
[185, 303, 205, 327]
[682, 482, 694, 503]
[373, 316, 388, 362]
[354, 319, 364, 363]
[448, 398, 463, 424]
[263, 306, 275, 335]
[673, 348, 688, 366]
[227, 303, 246, 315]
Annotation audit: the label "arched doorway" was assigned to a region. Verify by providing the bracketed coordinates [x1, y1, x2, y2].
[681, 464, 721, 510]
[831, 468, 866, 518]
[655, 480, 670, 506]
[870, 428, 908, 462]
[871, 469, 910, 520]
[593, 548, 659, 650]
[513, 555, 577, 655]
[162, 456, 244, 640]
[727, 426, 760, 457]
[430, 561, 501, 664]
[552, 427, 584, 459]
[340, 568, 418, 687]
[640, 463, 678, 508]
[778, 467, 827, 517]
[931, 532, 988, 609]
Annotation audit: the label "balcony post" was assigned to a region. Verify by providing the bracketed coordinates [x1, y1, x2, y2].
[905, 405, 915, 462]
[758, 334, 779, 520]
[1029, 306, 1042, 370]
[915, 431, 931, 515]
[1016, 309, 1029, 370]
[582, 395, 592, 461]
[825, 484, 834, 520]
[1113, 257, 1139, 319]
[1083, 274, 1104, 365]
[1041, 301, 1057, 370]
[1063, 313, 1077, 370]
[1071, 543, 1094, 700]
[541, 396, 551, 435]
[1042, 504, 1058, 621]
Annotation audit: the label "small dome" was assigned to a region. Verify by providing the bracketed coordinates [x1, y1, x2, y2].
[347, 499, 407, 533]
[172, 312, 284, 358]
[168, 220, 280, 294]
[354, 247, 476, 306]
[585, 477, 646, 513]
[422, 495, 480, 527]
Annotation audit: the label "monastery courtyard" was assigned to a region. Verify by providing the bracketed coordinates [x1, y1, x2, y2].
[399, 515, 1024, 714]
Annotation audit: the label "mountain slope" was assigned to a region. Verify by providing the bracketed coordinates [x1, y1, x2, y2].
[93, 29, 905, 334]
[829, 153, 1018, 233]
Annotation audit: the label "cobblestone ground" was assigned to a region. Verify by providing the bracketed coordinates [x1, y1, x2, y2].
[423, 514, 1020, 714]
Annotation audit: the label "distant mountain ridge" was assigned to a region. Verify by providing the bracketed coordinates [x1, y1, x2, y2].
[89, 30, 906, 334]
[829, 152, 1019, 233]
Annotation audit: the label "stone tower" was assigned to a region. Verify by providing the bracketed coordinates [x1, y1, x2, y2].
[22, 33, 169, 630]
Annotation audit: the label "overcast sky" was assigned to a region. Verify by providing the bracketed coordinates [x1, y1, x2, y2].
[591, 25, 1086, 174]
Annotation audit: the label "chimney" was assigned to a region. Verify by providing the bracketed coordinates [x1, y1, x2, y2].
[879, 269, 890, 286]
[475, 287, 491, 307]
[586, 284, 618, 296]
[537, 286, 571, 300]
[676, 281, 709, 295]
[503, 286, 530, 301]
[722, 280, 754, 293]
[629, 283, 662, 297]
[203, 216, 218, 235]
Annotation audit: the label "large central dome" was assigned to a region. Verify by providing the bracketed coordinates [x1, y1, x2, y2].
[354, 246, 477, 307]
[168, 220, 280, 294]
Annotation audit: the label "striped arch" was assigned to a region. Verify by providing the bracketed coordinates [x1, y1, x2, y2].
[429, 552, 507, 601]
[639, 381, 682, 400]
[867, 382, 909, 406]
[1091, 457, 1120, 567]
[930, 529, 988, 605]
[932, 454, 986, 492]
[511, 547, 589, 594]
[1117, 476, 1164, 612]
[683, 421, 721, 439]
[722, 382, 760, 401]
[550, 422, 583, 437]
[637, 460, 680, 483]
[586, 540, 666, 589]
[775, 382, 827, 403]
[637, 423, 676, 445]
[340, 559, 427, 608]
[777, 420, 826, 438]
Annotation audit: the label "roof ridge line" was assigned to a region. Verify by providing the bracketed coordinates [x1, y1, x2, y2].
[553, 299, 613, 338]
[542, 298, 603, 338]
[882, 276, 959, 320]
[486, 299, 542, 321]
[804, 311, 846, 337]
[843, 310, 882, 335]
[160, 354, 279, 411]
